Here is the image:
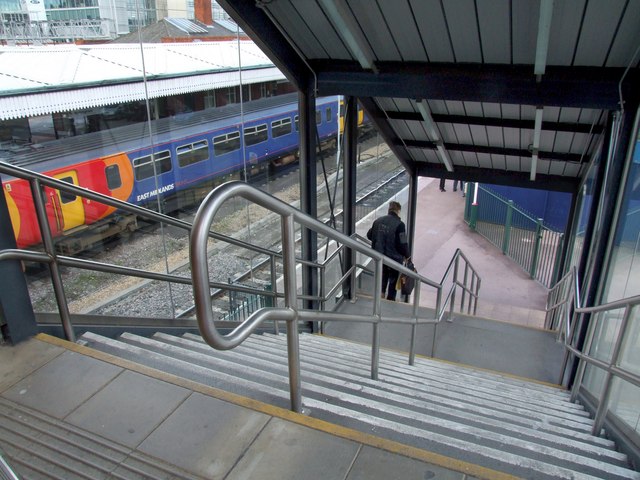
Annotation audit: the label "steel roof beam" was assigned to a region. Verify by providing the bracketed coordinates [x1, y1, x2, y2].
[315, 63, 635, 110]
[415, 164, 579, 193]
[385, 111, 604, 134]
[398, 140, 587, 164]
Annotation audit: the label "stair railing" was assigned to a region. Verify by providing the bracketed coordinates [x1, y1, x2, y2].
[191, 181, 482, 412]
[0, 448, 20, 480]
[546, 267, 640, 436]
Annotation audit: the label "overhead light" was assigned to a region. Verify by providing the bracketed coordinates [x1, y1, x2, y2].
[417, 99, 453, 172]
[319, 0, 378, 73]
[533, 107, 543, 148]
[531, 107, 543, 181]
[530, 153, 538, 181]
[416, 99, 440, 141]
[436, 144, 454, 173]
[534, 0, 554, 79]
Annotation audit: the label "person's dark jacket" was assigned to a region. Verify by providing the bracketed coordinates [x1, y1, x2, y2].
[366, 212, 409, 263]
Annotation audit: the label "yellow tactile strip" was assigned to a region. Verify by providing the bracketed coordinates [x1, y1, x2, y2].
[37, 333, 520, 480]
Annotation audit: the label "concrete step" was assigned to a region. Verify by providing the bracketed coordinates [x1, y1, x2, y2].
[163, 333, 619, 460]
[0, 397, 202, 480]
[195, 331, 594, 436]
[221, 333, 610, 444]
[79, 331, 640, 480]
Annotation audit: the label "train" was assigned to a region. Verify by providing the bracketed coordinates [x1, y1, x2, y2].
[1, 93, 369, 253]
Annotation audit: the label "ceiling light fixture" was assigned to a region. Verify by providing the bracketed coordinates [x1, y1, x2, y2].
[534, 0, 554, 80]
[417, 99, 453, 172]
[531, 107, 543, 181]
[319, 0, 378, 73]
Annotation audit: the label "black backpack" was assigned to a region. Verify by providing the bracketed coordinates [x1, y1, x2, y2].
[400, 259, 417, 295]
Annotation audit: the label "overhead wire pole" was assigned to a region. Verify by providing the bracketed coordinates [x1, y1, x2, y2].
[298, 88, 318, 319]
[343, 96, 358, 300]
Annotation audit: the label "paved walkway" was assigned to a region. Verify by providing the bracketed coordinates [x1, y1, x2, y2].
[372, 177, 548, 328]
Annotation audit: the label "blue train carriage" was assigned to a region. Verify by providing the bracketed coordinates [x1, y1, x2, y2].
[2, 93, 345, 251]
[128, 94, 341, 213]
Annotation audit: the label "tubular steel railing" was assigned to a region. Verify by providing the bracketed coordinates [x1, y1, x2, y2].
[465, 184, 564, 288]
[190, 181, 482, 412]
[545, 267, 640, 436]
[1, 162, 482, 414]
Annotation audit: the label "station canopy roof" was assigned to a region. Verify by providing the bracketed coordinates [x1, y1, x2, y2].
[220, 0, 640, 192]
[0, 41, 284, 120]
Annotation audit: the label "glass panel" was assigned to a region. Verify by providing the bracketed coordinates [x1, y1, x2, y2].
[602, 139, 640, 301]
[609, 377, 640, 434]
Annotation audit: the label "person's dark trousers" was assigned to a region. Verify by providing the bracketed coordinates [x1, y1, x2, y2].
[382, 264, 400, 301]
[439, 178, 446, 192]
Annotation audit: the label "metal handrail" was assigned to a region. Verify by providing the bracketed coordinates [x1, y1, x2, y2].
[190, 180, 482, 412]
[545, 267, 640, 435]
[1, 162, 482, 414]
[0, 448, 20, 480]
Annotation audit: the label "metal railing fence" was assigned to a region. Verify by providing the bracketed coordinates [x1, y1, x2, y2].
[545, 267, 640, 436]
[465, 185, 564, 287]
[190, 181, 482, 412]
[1, 162, 482, 414]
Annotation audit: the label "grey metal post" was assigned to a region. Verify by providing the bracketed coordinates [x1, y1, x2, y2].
[372, 258, 383, 380]
[343, 96, 357, 300]
[30, 178, 76, 342]
[281, 214, 302, 413]
[0, 173, 38, 344]
[298, 90, 318, 316]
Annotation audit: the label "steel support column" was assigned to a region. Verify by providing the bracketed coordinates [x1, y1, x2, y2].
[342, 96, 357, 299]
[298, 90, 318, 314]
[0, 174, 38, 344]
[406, 172, 418, 258]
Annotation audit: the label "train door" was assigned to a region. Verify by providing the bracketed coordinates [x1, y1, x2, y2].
[52, 171, 85, 231]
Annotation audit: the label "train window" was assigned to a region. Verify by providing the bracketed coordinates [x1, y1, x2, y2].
[213, 131, 240, 156]
[58, 176, 76, 204]
[105, 165, 122, 190]
[271, 118, 292, 138]
[244, 124, 268, 146]
[326, 107, 332, 122]
[133, 150, 172, 181]
[315, 111, 321, 124]
[294, 115, 299, 131]
[177, 140, 209, 167]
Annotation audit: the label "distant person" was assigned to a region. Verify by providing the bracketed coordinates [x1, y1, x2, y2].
[439, 178, 446, 192]
[367, 201, 410, 301]
[453, 180, 465, 197]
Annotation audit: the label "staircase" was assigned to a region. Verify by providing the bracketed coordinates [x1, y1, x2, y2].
[78, 330, 640, 480]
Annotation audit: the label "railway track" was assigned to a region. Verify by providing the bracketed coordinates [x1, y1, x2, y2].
[26, 140, 404, 322]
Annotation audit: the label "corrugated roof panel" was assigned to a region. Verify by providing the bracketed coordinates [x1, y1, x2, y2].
[215, 19, 243, 34]
[442, 0, 483, 63]
[0, 67, 284, 120]
[361, 1, 404, 62]
[410, 0, 455, 62]
[477, 0, 512, 64]
[166, 18, 208, 33]
[573, 0, 628, 67]
[0, 42, 275, 95]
